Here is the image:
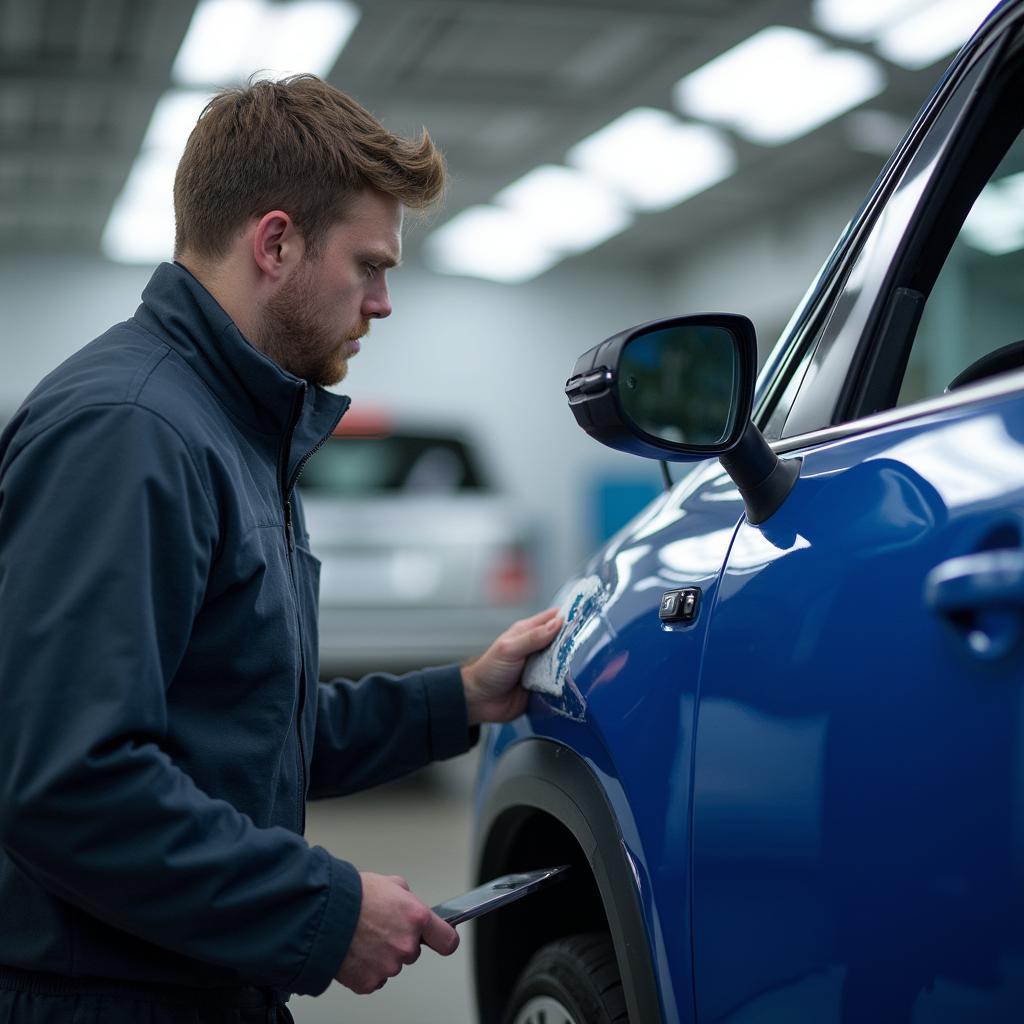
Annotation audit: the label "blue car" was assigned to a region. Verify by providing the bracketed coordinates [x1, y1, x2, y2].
[472, 2, 1024, 1022]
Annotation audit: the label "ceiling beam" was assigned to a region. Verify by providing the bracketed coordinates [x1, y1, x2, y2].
[0, 60, 166, 92]
[0, 60, 621, 114]
[362, 0, 719, 24]
[0, 138, 138, 168]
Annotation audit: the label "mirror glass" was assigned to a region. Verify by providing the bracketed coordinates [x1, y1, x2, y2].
[617, 325, 740, 446]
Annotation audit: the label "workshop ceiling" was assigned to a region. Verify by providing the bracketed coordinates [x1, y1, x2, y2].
[0, 0, 978, 274]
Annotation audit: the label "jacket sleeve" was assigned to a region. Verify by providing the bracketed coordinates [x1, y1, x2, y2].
[308, 664, 478, 799]
[0, 403, 357, 996]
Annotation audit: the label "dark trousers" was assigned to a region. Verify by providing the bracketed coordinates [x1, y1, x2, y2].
[0, 968, 295, 1023]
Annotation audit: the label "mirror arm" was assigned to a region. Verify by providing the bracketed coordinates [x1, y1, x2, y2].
[718, 421, 800, 525]
[659, 461, 673, 490]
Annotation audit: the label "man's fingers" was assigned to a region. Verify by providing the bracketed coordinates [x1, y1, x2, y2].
[388, 875, 411, 890]
[420, 911, 460, 957]
[502, 617, 563, 659]
[509, 607, 560, 636]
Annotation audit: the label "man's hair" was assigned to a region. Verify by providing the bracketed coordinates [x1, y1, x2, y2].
[173, 75, 446, 261]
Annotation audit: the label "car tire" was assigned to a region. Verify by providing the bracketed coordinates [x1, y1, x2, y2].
[504, 932, 628, 1024]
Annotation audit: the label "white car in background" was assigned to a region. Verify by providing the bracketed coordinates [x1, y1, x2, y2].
[299, 408, 539, 677]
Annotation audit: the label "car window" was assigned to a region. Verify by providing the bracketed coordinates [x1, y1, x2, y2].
[898, 128, 1024, 405]
[300, 434, 487, 494]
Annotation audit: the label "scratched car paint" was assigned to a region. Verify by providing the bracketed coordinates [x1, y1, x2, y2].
[521, 575, 606, 719]
[471, 4, 1024, 1023]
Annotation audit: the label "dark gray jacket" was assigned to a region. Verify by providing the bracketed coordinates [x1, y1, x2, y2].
[0, 261, 473, 998]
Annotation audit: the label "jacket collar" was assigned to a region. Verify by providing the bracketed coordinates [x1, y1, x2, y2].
[135, 262, 349, 490]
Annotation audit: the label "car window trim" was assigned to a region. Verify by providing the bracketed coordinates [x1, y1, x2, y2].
[771, 367, 1024, 456]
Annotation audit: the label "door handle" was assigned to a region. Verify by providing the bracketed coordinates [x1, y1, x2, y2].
[924, 549, 1024, 660]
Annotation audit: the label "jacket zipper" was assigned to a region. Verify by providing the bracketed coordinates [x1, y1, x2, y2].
[284, 498, 296, 552]
[279, 386, 308, 834]
[280, 389, 351, 834]
[284, 400, 348, 496]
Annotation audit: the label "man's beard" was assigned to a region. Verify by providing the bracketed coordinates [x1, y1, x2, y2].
[254, 265, 368, 388]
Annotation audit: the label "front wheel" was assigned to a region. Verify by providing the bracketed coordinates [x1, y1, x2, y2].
[504, 933, 628, 1024]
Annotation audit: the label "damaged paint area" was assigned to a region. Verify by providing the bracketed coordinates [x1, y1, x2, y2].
[523, 575, 607, 719]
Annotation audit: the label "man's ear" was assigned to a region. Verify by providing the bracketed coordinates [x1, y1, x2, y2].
[252, 210, 304, 282]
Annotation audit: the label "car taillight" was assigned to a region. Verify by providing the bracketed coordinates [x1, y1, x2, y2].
[488, 546, 532, 605]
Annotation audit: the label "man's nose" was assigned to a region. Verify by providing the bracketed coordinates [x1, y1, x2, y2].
[363, 281, 392, 320]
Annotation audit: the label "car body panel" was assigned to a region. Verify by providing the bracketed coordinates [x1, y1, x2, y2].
[692, 391, 1024, 1022]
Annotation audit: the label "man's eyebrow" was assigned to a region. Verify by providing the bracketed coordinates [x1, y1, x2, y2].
[362, 250, 401, 269]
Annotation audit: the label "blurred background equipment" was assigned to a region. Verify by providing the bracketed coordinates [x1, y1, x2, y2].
[300, 406, 538, 675]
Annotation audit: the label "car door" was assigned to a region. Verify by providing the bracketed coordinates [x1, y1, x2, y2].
[691, 9, 1024, 1023]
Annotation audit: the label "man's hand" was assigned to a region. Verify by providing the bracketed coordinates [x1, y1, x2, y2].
[461, 608, 562, 725]
[335, 872, 459, 995]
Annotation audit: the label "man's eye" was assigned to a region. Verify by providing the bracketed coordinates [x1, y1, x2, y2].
[364, 263, 379, 279]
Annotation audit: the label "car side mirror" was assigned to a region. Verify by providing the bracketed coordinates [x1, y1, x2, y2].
[565, 313, 799, 525]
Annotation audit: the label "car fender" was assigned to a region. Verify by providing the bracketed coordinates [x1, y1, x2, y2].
[473, 737, 666, 1024]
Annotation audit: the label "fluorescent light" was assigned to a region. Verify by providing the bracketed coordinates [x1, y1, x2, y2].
[674, 27, 885, 146]
[813, 0, 992, 71]
[567, 108, 735, 211]
[267, 1, 360, 79]
[173, 0, 255, 85]
[103, 89, 213, 264]
[173, 0, 360, 86]
[876, 0, 992, 69]
[495, 165, 632, 252]
[424, 206, 561, 284]
[961, 172, 1024, 256]
[812, 0, 928, 42]
[101, 150, 179, 263]
[142, 90, 214, 151]
[427, 159, 637, 283]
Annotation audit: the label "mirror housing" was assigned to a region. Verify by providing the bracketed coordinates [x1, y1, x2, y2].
[565, 313, 799, 525]
[565, 313, 756, 458]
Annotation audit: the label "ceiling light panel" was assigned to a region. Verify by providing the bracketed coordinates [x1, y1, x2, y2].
[812, 0, 929, 42]
[101, 151, 181, 263]
[173, 0, 360, 86]
[496, 165, 633, 252]
[674, 27, 886, 146]
[103, 89, 212, 264]
[875, 0, 993, 70]
[567, 108, 736, 211]
[424, 206, 561, 284]
[142, 90, 214, 151]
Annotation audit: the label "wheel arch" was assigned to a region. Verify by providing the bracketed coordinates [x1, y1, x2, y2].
[472, 738, 664, 1024]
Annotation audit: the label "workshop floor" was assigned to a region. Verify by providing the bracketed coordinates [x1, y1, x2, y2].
[290, 751, 480, 1024]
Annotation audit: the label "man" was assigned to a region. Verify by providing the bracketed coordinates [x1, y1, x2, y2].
[0, 76, 561, 1022]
